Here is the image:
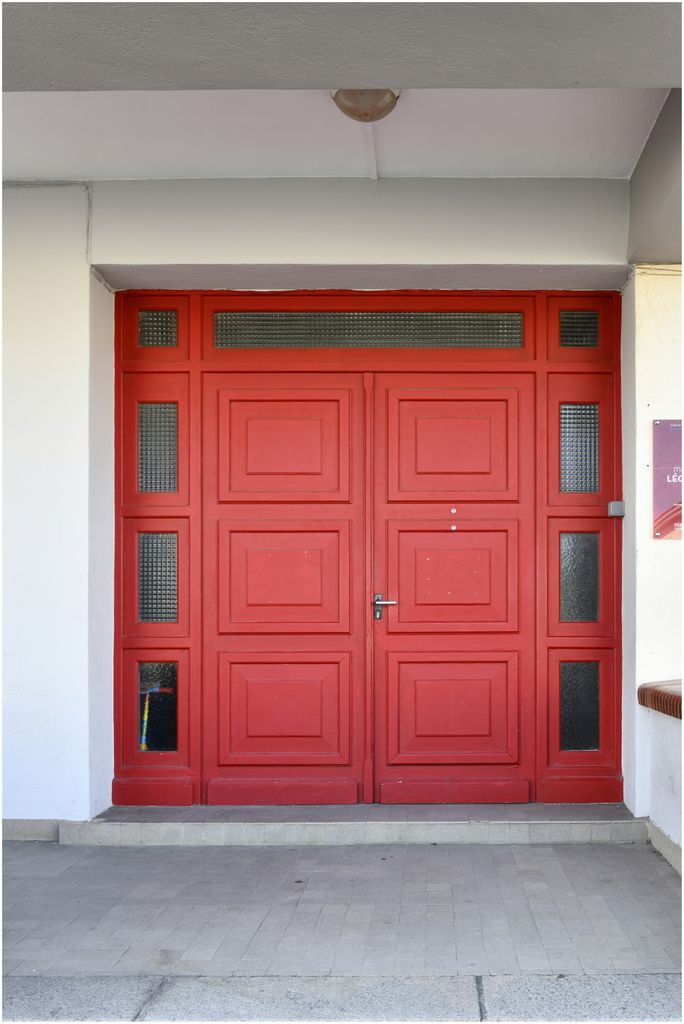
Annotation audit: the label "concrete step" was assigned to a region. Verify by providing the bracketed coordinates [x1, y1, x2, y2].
[59, 804, 649, 846]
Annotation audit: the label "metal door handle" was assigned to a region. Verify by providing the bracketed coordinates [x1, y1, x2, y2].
[373, 593, 397, 620]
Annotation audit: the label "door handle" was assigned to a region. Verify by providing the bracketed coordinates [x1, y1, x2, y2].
[373, 593, 397, 620]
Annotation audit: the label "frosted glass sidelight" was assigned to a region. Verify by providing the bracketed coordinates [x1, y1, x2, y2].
[560, 661, 599, 750]
[560, 532, 599, 621]
[138, 403, 178, 492]
[560, 404, 599, 492]
[138, 533, 178, 622]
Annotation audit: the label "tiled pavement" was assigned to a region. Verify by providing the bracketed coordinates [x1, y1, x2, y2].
[4, 840, 680, 978]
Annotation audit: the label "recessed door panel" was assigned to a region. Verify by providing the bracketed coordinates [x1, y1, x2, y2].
[217, 521, 350, 633]
[386, 653, 519, 764]
[388, 387, 519, 502]
[218, 654, 351, 765]
[387, 520, 518, 631]
[217, 388, 351, 502]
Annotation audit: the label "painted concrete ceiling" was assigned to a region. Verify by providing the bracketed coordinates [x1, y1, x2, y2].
[3, 88, 669, 180]
[3, 3, 681, 91]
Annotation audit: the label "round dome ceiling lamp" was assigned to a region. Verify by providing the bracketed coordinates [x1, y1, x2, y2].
[332, 89, 399, 122]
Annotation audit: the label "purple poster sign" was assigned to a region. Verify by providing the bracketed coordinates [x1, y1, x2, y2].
[653, 419, 682, 539]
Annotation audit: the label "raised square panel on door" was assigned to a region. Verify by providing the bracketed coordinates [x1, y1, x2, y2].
[218, 653, 350, 765]
[217, 388, 351, 502]
[387, 387, 519, 502]
[387, 520, 518, 632]
[386, 653, 519, 764]
[218, 521, 350, 633]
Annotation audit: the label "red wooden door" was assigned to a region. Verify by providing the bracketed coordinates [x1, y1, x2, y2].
[201, 369, 536, 804]
[372, 374, 536, 802]
[113, 290, 622, 807]
[201, 373, 367, 804]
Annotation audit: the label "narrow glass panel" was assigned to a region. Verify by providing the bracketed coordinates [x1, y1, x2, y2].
[560, 532, 599, 621]
[138, 310, 178, 347]
[560, 404, 599, 492]
[138, 662, 178, 751]
[138, 533, 178, 622]
[214, 311, 524, 348]
[138, 403, 178, 492]
[560, 661, 600, 750]
[560, 310, 599, 347]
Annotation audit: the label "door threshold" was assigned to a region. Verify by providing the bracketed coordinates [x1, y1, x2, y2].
[59, 803, 647, 846]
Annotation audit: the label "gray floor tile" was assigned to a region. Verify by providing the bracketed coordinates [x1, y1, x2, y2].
[3, 840, 680, 982]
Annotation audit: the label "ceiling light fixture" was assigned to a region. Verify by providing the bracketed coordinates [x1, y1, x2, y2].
[333, 89, 399, 123]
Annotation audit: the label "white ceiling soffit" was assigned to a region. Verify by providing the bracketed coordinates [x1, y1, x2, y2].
[3, 2, 681, 91]
[3, 88, 669, 180]
[93, 264, 632, 293]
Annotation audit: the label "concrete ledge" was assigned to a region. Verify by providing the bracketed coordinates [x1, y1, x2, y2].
[649, 820, 682, 874]
[59, 817, 649, 847]
[3, 818, 60, 841]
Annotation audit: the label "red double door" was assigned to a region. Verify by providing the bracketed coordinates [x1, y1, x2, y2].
[202, 371, 535, 804]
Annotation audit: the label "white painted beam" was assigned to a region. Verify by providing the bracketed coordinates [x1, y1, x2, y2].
[90, 178, 629, 272]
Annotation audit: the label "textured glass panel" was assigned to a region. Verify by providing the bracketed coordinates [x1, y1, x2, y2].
[138, 533, 177, 622]
[138, 662, 177, 751]
[138, 310, 178, 347]
[138, 403, 178, 492]
[560, 404, 599, 492]
[560, 661, 599, 750]
[214, 311, 524, 348]
[560, 310, 599, 347]
[560, 532, 599, 622]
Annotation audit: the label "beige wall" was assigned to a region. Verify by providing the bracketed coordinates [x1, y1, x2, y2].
[622, 265, 682, 842]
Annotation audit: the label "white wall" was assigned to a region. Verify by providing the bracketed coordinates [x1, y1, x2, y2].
[621, 265, 682, 840]
[643, 710, 682, 845]
[88, 275, 115, 817]
[3, 185, 93, 819]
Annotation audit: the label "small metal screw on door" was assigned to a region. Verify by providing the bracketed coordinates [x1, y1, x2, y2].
[373, 594, 397, 620]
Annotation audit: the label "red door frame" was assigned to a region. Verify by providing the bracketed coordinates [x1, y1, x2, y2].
[113, 290, 622, 805]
